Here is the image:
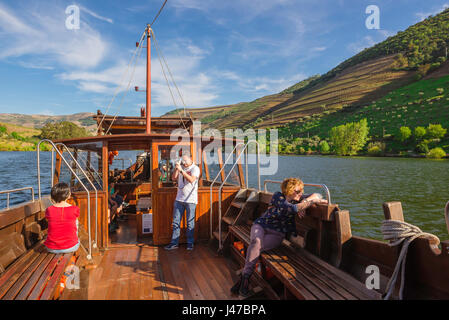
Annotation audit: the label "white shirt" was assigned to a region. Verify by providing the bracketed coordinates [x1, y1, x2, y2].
[175, 164, 200, 204]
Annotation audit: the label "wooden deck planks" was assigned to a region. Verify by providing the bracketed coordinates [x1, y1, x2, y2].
[60, 241, 240, 300]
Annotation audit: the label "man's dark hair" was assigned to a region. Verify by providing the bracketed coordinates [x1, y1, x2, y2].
[51, 182, 71, 203]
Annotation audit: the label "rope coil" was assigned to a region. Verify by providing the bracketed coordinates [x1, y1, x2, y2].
[381, 219, 440, 300]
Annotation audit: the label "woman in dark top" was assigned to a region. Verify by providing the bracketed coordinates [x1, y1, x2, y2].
[231, 177, 327, 296]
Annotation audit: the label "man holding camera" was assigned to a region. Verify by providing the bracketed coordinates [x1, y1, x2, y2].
[164, 153, 200, 251]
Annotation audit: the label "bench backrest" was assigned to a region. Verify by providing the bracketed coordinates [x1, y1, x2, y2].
[253, 192, 350, 267]
[0, 199, 48, 273]
[0, 232, 26, 273]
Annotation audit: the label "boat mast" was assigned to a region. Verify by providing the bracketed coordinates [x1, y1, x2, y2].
[146, 25, 151, 134]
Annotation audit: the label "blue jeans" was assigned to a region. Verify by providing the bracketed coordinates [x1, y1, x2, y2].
[46, 241, 80, 254]
[170, 200, 196, 245]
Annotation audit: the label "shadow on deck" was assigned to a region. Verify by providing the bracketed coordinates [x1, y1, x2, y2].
[61, 218, 243, 300]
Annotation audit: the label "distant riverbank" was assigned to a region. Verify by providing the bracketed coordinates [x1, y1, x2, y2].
[278, 151, 448, 159]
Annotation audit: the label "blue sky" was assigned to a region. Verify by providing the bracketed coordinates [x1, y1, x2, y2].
[0, 0, 447, 117]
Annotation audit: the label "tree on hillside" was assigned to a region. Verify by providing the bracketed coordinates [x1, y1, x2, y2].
[329, 119, 369, 156]
[40, 121, 89, 141]
[319, 141, 330, 154]
[393, 53, 409, 68]
[417, 64, 431, 78]
[427, 147, 446, 159]
[426, 124, 447, 139]
[397, 126, 412, 142]
[414, 126, 427, 140]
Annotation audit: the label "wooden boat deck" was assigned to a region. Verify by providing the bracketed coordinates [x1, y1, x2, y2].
[61, 217, 242, 300]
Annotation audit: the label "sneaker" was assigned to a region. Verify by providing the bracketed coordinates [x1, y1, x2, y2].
[186, 243, 194, 251]
[108, 223, 117, 233]
[239, 273, 251, 297]
[164, 243, 179, 250]
[230, 276, 242, 294]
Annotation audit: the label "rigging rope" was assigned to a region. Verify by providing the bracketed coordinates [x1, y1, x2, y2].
[151, 29, 189, 118]
[152, 28, 194, 129]
[98, 31, 146, 133]
[380, 219, 440, 300]
[105, 32, 145, 135]
[152, 29, 196, 126]
[149, 0, 168, 27]
[152, 30, 188, 131]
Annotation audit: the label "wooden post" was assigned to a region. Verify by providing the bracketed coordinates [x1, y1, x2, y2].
[101, 141, 109, 193]
[70, 149, 78, 188]
[217, 147, 226, 182]
[146, 26, 151, 134]
[202, 150, 210, 181]
[236, 145, 245, 188]
[196, 142, 203, 187]
[101, 141, 109, 248]
[87, 151, 91, 171]
[53, 146, 63, 186]
[383, 202, 404, 221]
[333, 209, 352, 267]
[96, 110, 102, 136]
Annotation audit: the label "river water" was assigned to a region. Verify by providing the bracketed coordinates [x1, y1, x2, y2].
[0, 152, 448, 241]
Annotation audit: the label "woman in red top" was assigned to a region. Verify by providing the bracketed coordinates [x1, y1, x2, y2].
[44, 182, 80, 253]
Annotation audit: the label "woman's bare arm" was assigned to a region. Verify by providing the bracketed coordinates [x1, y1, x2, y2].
[295, 193, 328, 216]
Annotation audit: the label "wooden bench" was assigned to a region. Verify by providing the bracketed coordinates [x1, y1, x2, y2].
[0, 241, 74, 300]
[0, 199, 76, 300]
[228, 191, 382, 300]
[229, 224, 380, 300]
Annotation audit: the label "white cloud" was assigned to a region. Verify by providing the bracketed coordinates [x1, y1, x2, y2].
[79, 6, 113, 24]
[37, 109, 55, 116]
[347, 36, 376, 54]
[311, 46, 327, 52]
[17, 61, 54, 70]
[219, 70, 307, 94]
[0, 3, 108, 69]
[416, 4, 449, 21]
[347, 29, 396, 54]
[0, 1, 320, 113]
[58, 38, 219, 108]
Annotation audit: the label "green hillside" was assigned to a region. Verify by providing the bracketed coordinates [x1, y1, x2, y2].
[0, 112, 96, 133]
[0, 122, 45, 151]
[0, 120, 91, 151]
[278, 75, 449, 155]
[166, 8, 449, 138]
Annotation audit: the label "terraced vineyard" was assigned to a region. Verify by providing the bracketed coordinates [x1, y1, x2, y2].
[279, 75, 449, 152]
[252, 55, 415, 129]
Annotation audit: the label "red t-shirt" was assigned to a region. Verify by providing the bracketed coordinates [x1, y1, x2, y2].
[44, 205, 80, 250]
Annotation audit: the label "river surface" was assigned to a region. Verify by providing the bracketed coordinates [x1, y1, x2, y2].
[0, 151, 448, 241]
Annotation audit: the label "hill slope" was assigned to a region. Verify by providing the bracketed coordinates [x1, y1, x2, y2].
[279, 75, 449, 152]
[167, 8, 449, 133]
[0, 122, 42, 151]
[0, 112, 96, 133]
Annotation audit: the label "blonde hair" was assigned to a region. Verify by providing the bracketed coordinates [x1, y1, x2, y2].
[281, 177, 304, 196]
